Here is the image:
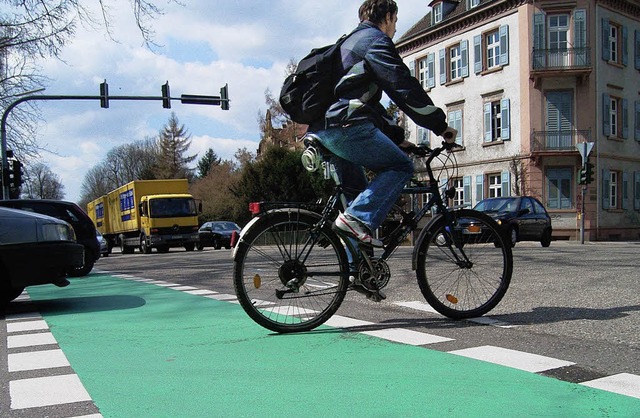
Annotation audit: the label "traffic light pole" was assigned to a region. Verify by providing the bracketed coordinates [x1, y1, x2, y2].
[580, 185, 586, 244]
[1, 83, 230, 199]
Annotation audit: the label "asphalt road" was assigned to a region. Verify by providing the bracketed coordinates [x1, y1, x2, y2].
[2, 240, 639, 416]
[94, 240, 640, 379]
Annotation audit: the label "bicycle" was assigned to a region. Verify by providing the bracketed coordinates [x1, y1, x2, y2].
[232, 134, 513, 333]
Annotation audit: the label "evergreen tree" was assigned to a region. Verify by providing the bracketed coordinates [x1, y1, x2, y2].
[197, 148, 222, 178]
[155, 113, 196, 180]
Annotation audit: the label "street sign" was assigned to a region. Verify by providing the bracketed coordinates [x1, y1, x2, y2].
[576, 142, 594, 165]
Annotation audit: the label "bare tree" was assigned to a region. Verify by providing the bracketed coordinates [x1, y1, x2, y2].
[509, 155, 528, 196]
[1, 0, 173, 161]
[22, 162, 65, 199]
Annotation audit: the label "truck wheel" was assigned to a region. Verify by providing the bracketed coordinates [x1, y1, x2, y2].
[140, 235, 152, 254]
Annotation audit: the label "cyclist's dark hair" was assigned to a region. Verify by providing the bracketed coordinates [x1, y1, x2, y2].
[359, 0, 398, 25]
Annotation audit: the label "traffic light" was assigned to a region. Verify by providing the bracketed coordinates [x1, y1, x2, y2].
[161, 82, 171, 109]
[585, 162, 594, 184]
[578, 165, 587, 185]
[220, 84, 229, 110]
[100, 80, 109, 108]
[8, 159, 23, 188]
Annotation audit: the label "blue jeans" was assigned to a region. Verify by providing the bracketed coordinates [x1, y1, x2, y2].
[314, 122, 414, 231]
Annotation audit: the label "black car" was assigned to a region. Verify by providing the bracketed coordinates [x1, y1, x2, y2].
[0, 207, 84, 306]
[473, 196, 552, 247]
[0, 199, 100, 276]
[196, 221, 241, 250]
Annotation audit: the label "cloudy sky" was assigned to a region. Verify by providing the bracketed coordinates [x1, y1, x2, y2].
[28, 0, 430, 202]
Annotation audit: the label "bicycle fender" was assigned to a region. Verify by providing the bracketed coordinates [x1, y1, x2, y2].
[411, 213, 444, 271]
[232, 208, 322, 259]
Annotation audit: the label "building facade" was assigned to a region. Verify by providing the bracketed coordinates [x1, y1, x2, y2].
[396, 0, 640, 241]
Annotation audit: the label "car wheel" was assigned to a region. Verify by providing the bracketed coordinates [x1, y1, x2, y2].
[157, 245, 170, 253]
[68, 250, 95, 277]
[184, 243, 195, 251]
[196, 243, 204, 251]
[140, 235, 152, 254]
[508, 226, 517, 248]
[213, 237, 221, 250]
[540, 229, 552, 247]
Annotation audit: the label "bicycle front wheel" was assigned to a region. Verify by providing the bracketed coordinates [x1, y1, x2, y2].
[415, 209, 512, 319]
[233, 210, 349, 333]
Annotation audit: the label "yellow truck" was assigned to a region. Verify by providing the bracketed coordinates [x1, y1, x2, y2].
[87, 179, 200, 254]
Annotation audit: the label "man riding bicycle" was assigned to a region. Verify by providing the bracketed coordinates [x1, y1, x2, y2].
[310, 0, 456, 248]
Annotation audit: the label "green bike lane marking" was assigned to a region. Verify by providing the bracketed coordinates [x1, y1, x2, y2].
[27, 274, 640, 417]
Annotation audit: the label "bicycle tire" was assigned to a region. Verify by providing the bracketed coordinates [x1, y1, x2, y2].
[233, 210, 349, 333]
[415, 209, 512, 319]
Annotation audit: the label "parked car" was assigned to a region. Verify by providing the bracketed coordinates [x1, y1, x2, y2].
[473, 196, 552, 247]
[0, 199, 100, 276]
[196, 221, 241, 250]
[0, 207, 84, 306]
[97, 230, 109, 257]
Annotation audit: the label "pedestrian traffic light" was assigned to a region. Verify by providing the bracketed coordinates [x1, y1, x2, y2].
[161, 82, 171, 109]
[100, 80, 109, 108]
[220, 84, 229, 111]
[578, 165, 587, 185]
[585, 162, 594, 184]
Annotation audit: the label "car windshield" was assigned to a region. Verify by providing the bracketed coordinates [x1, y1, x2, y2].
[212, 222, 240, 231]
[474, 198, 517, 213]
[149, 198, 197, 218]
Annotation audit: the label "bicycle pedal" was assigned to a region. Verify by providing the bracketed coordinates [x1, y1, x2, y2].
[350, 284, 386, 303]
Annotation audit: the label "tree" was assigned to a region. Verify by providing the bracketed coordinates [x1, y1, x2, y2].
[22, 162, 65, 199]
[154, 112, 196, 180]
[509, 155, 528, 196]
[0, 0, 171, 163]
[196, 148, 221, 178]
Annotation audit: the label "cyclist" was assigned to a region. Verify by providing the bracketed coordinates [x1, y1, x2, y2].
[310, 0, 456, 247]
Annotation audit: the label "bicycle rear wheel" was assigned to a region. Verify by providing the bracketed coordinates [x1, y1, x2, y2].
[233, 210, 349, 333]
[415, 209, 512, 319]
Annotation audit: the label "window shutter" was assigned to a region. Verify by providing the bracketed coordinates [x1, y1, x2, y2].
[499, 25, 509, 66]
[463, 176, 472, 207]
[501, 171, 510, 197]
[483, 103, 492, 142]
[500, 98, 511, 140]
[602, 19, 610, 61]
[474, 35, 482, 74]
[602, 169, 610, 209]
[427, 53, 435, 88]
[635, 101, 640, 141]
[622, 172, 629, 210]
[634, 171, 640, 210]
[461, 40, 469, 78]
[475, 175, 484, 204]
[603, 94, 611, 136]
[439, 49, 446, 85]
[533, 13, 546, 68]
[636, 30, 640, 70]
[622, 99, 629, 139]
[574, 9, 587, 66]
[409, 60, 416, 78]
[622, 26, 629, 67]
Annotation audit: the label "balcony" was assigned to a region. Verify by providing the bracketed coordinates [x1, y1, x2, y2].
[531, 129, 591, 154]
[530, 47, 592, 87]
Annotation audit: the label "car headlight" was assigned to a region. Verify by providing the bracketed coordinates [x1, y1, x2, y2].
[41, 223, 76, 241]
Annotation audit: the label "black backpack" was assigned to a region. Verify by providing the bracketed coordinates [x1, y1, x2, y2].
[279, 34, 351, 125]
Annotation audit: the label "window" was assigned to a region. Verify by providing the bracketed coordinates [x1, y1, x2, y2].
[440, 41, 469, 84]
[547, 168, 572, 209]
[603, 94, 628, 138]
[484, 98, 510, 142]
[468, 0, 480, 8]
[602, 19, 628, 66]
[418, 53, 435, 90]
[488, 174, 502, 198]
[609, 171, 619, 209]
[447, 109, 463, 145]
[433, 3, 443, 24]
[474, 26, 509, 73]
[548, 14, 569, 66]
[453, 178, 464, 207]
[417, 127, 430, 147]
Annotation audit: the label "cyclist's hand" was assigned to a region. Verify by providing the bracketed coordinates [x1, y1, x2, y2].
[442, 126, 458, 144]
[398, 140, 429, 157]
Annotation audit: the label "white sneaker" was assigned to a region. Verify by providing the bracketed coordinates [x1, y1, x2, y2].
[333, 212, 383, 247]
